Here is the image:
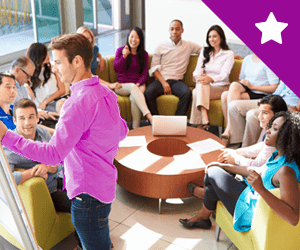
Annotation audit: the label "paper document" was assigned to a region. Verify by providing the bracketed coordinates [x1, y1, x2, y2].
[119, 136, 147, 147]
[187, 138, 224, 154]
[157, 150, 206, 175]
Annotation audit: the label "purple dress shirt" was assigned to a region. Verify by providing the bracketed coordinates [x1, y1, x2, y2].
[2, 76, 128, 203]
[114, 46, 149, 85]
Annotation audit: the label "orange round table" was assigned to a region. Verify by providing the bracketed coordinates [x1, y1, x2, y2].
[114, 126, 224, 213]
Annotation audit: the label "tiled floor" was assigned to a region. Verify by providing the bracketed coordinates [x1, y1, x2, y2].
[50, 184, 238, 250]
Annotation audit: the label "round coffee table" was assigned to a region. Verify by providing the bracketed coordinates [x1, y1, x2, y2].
[114, 126, 224, 213]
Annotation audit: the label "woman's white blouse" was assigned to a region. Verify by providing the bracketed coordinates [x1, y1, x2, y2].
[193, 49, 235, 86]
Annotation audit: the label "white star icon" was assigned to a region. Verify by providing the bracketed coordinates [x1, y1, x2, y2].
[255, 12, 288, 44]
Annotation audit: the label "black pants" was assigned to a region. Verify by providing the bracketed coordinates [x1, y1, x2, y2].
[203, 166, 247, 216]
[144, 79, 192, 115]
[51, 178, 81, 247]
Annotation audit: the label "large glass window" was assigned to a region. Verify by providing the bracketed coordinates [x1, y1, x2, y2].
[83, 0, 95, 30]
[0, 0, 35, 56]
[35, 0, 61, 43]
[0, 0, 61, 58]
[97, 0, 112, 27]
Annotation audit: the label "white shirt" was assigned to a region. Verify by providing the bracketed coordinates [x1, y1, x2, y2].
[234, 141, 275, 167]
[34, 68, 58, 107]
[149, 39, 202, 81]
[193, 49, 235, 86]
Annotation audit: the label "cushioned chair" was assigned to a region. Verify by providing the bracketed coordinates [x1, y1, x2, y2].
[0, 177, 74, 250]
[102, 54, 243, 127]
[215, 183, 300, 250]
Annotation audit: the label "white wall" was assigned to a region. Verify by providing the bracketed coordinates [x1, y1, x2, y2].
[145, 0, 243, 53]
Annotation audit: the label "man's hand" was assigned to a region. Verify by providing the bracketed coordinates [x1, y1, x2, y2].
[247, 169, 265, 193]
[122, 45, 130, 59]
[38, 111, 58, 121]
[218, 149, 237, 164]
[0, 121, 8, 142]
[31, 164, 49, 181]
[162, 81, 172, 95]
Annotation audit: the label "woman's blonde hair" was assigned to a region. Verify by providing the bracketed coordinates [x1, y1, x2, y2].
[76, 26, 95, 46]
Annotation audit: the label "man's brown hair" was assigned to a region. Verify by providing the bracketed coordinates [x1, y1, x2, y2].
[49, 33, 94, 70]
[13, 98, 38, 119]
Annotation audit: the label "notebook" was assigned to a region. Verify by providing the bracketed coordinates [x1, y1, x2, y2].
[152, 115, 187, 136]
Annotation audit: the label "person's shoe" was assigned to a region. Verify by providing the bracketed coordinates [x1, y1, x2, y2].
[179, 218, 211, 229]
[187, 182, 200, 197]
[201, 123, 210, 131]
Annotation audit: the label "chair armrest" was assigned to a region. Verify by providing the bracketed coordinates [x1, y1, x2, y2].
[18, 177, 56, 247]
[251, 184, 300, 250]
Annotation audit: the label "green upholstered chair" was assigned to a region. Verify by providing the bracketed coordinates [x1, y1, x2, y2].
[0, 177, 74, 250]
[101, 54, 243, 128]
[215, 183, 300, 250]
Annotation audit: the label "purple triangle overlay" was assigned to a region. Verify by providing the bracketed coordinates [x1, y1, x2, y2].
[202, 0, 300, 98]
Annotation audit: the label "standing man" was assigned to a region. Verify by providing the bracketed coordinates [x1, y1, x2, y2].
[144, 19, 202, 115]
[0, 33, 128, 250]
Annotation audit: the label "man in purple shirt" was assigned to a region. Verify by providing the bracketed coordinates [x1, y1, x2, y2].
[0, 33, 128, 250]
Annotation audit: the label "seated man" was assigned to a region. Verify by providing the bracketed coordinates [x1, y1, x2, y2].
[220, 54, 279, 145]
[0, 72, 17, 130]
[144, 19, 202, 116]
[3, 98, 70, 212]
[9, 56, 35, 102]
[4, 98, 82, 248]
[225, 81, 299, 147]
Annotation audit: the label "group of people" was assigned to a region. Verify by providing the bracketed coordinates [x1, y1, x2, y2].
[0, 18, 300, 250]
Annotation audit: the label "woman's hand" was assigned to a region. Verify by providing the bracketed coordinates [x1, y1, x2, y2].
[111, 82, 122, 90]
[122, 45, 130, 59]
[38, 101, 47, 111]
[247, 169, 265, 193]
[197, 74, 213, 85]
[240, 79, 253, 89]
[218, 149, 237, 164]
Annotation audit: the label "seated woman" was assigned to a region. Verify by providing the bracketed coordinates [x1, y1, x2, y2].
[26, 43, 66, 114]
[221, 54, 279, 145]
[188, 95, 288, 199]
[180, 111, 300, 231]
[190, 25, 234, 130]
[113, 26, 153, 128]
[76, 26, 106, 75]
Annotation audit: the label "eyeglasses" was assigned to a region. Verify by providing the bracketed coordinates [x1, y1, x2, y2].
[20, 68, 33, 79]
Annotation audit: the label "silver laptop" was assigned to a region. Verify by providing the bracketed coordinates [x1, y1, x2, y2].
[152, 115, 187, 136]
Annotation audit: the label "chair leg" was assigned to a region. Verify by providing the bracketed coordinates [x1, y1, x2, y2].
[215, 224, 221, 242]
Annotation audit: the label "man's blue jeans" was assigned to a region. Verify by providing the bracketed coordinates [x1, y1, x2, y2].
[71, 194, 112, 250]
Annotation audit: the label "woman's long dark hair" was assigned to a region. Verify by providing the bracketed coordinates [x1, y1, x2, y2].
[267, 111, 300, 167]
[27, 43, 51, 91]
[125, 27, 145, 75]
[202, 25, 229, 69]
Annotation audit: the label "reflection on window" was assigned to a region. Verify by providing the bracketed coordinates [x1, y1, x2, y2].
[0, 0, 34, 56]
[0, 0, 61, 57]
[35, 0, 61, 43]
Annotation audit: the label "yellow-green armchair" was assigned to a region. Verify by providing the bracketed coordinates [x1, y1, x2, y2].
[215, 183, 300, 250]
[0, 177, 74, 250]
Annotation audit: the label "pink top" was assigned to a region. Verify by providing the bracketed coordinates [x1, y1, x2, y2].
[2, 76, 128, 203]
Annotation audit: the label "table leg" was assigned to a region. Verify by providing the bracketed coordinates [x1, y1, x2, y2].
[159, 198, 162, 214]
